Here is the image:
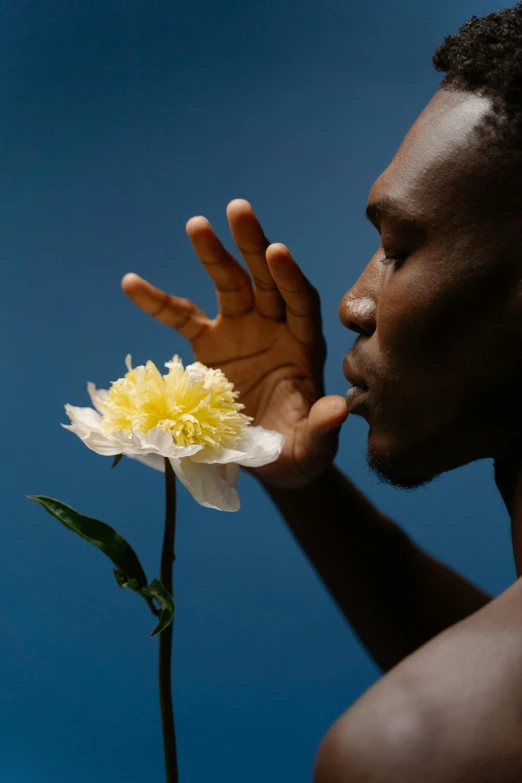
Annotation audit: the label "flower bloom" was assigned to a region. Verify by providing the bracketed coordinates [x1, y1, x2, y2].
[63, 355, 285, 511]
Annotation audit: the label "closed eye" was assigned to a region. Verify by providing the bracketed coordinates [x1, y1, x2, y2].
[381, 251, 409, 268]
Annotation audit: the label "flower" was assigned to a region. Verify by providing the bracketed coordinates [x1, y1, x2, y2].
[62, 355, 285, 512]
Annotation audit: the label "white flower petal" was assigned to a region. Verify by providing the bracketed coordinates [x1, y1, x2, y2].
[125, 451, 166, 472]
[189, 445, 244, 465]
[233, 427, 285, 467]
[125, 427, 175, 454]
[110, 426, 204, 460]
[170, 457, 240, 511]
[164, 354, 184, 371]
[217, 462, 239, 488]
[190, 425, 285, 467]
[87, 382, 109, 414]
[65, 404, 104, 431]
[184, 362, 208, 387]
[63, 403, 121, 456]
[61, 421, 122, 457]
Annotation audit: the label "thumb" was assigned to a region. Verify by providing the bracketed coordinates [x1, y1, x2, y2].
[307, 395, 348, 439]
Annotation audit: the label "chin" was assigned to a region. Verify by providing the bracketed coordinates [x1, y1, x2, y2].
[366, 439, 440, 490]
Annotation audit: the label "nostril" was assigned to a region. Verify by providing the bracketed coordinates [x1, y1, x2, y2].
[347, 321, 365, 335]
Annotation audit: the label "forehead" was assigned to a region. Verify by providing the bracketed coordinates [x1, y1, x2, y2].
[369, 90, 494, 217]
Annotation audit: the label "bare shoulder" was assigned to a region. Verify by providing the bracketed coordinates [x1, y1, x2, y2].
[315, 578, 522, 783]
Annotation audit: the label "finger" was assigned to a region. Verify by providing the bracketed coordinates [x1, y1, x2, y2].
[226, 199, 285, 321]
[121, 273, 210, 342]
[186, 216, 254, 317]
[300, 396, 348, 481]
[266, 243, 323, 344]
[307, 395, 349, 438]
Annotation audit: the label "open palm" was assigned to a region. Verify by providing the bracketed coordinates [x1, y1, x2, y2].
[122, 199, 347, 489]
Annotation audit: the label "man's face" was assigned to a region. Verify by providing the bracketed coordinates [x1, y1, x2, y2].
[339, 89, 522, 487]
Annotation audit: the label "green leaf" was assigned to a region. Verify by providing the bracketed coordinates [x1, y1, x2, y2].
[28, 495, 148, 587]
[28, 495, 175, 636]
[111, 453, 124, 469]
[141, 579, 175, 637]
[113, 569, 175, 635]
[113, 568, 160, 623]
[113, 569, 141, 591]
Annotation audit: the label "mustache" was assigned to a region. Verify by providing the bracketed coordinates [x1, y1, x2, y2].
[350, 338, 373, 380]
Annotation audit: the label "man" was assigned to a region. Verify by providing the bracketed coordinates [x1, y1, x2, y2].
[122, 4, 522, 780]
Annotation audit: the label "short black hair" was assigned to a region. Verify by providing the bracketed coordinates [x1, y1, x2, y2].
[433, 2, 522, 150]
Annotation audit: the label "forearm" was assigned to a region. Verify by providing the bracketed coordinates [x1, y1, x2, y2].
[259, 464, 491, 671]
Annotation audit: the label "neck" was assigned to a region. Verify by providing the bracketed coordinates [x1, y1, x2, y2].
[494, 450, 522, 576]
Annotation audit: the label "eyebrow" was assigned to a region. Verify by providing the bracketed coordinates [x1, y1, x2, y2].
[365, 198, 418, 227]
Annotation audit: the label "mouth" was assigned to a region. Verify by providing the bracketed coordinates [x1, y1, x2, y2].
[343, 352, 370, 414]
[345, 383, 368, 414]
[343, 352, 368, 389]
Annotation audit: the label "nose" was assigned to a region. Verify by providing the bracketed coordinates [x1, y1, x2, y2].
[339, 267, 377, 337]
[340, 296, 376, 335]
[339, 253, 382, 336]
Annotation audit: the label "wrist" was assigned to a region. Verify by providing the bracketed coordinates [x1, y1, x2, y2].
[247, 461, 338, 495]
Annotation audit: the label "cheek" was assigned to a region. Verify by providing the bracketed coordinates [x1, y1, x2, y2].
[369, 263, 487, 439]
[370, 258, 520, 441]
[375, 267, 457, 369]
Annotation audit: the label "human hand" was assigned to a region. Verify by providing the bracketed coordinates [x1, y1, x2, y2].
[122, 199, 347, 489]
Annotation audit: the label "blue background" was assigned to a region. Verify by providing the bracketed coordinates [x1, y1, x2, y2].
[2, 1, 515, 781]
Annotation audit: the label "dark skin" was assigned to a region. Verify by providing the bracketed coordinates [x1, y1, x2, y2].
[122, 88, 522, 780]
[313, 90, 522, 782]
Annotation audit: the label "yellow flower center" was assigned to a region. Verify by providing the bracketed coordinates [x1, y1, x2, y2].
[99, 355, 253, 450]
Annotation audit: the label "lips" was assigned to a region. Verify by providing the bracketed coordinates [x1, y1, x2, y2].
[343, 353, 369, 391]
[343, 352, 371, 416]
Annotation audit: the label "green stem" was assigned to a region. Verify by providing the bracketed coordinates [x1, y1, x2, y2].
[159, 458, 178, 782]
